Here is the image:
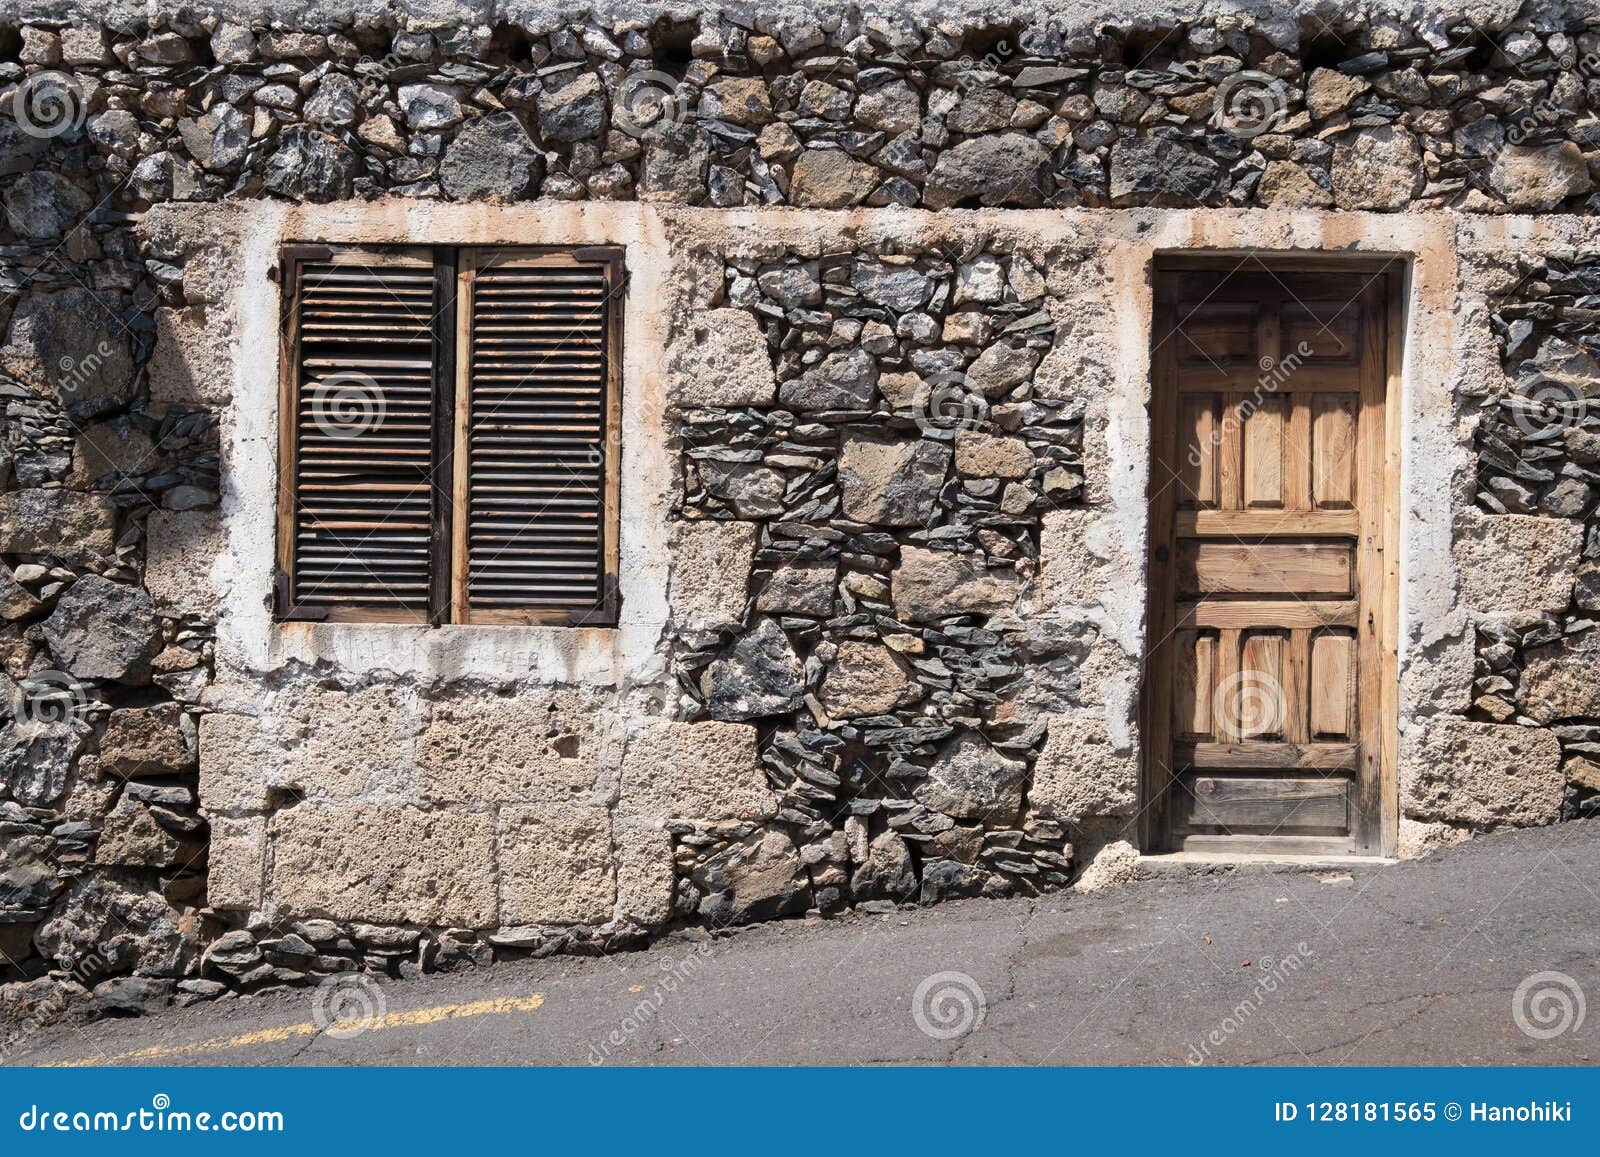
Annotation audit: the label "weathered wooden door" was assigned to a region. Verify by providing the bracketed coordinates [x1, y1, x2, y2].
[1144, 264, 1397, 856]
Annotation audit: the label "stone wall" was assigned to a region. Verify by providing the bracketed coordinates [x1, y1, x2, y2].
[4, 0, 1600, 1033]
[665, 234, 1094, 917]
[1466, 249, 1600, 823]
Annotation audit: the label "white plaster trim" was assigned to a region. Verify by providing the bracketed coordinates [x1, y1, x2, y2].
[207, 200, 676, 688]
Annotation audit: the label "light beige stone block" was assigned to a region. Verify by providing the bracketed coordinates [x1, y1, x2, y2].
[1038, 508, 1102, 607]
[147, 305, 234, 405]
[615, 821, 675, 927]
[269, 803, 496, 926]
[198, 711, 270, 811]
[671, 520, 756, 632]
[666, 308, 777, 408]
[269, 684, 421, 799]
[1453, 509, 1580, 616]
[620, 718, 775, 821]
[1030, 712, 1138, 820]
[200, 686, 422, 809]
[207, 814, 264, 910]
[145, 508, 223, 617]
[498, 803, 615, 925]
[417, 688, 609, 803]
[1402, 715, 1563, 827]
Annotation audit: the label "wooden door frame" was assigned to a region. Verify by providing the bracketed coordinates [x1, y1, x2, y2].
[1139, 253, 1407, 858]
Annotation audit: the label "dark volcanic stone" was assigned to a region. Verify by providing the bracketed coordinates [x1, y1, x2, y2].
[703, 618, 805, 720]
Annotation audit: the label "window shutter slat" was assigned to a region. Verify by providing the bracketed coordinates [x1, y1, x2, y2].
[287, 255, 439, 615]
[461, 253, 618, 620]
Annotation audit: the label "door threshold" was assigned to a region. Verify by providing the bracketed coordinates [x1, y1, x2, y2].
[1140, 851, 1396, 869]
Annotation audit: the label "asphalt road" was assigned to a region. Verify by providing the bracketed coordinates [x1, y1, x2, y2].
[9, 819, 1599, 1066]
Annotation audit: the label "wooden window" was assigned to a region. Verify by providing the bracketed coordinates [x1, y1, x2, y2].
[276, 245, 624, 626]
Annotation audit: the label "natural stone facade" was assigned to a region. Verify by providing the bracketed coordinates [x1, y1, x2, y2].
[4, 0, 1600, 1035]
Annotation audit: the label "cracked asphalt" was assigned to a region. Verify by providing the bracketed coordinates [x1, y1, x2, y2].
[8, 819, 1599, 1066]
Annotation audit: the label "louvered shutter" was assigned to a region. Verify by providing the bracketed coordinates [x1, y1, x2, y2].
[453, 249, 621, 624]
[279, 249, 442, 621]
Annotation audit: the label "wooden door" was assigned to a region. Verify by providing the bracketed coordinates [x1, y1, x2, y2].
[1144, 265, 1397, 856]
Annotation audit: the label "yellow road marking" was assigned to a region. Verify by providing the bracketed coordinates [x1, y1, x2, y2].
[51, 993, 546, 1067]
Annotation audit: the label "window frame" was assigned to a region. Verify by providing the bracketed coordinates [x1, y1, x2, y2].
[274, 242, 624, 628]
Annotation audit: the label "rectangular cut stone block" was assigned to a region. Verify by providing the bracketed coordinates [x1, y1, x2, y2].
[1038, 508, 1103, 607]
[671, 521, 756, 632]
[417, 689, 611, 802]
[1402, 715, 1563, 827]
[892, 545, 1021, 622]
[201, 686, 421, 811]
[1029, 712, 1138, 820]
[498, 803, 615, 925]
[615, 820, 676, 927]
[207, 814, 264, 911]
[270, 684, 421, 799]
[1521, 633, 1600, 723]
[198, 711, 269, 811]
[666, 308, 778, 408]
[269, 804, 497, 926]
[145, 508, 222, 617]
[620, 718, 776, 821]
[148, 306, 234, 405]
[1454, 509, 1580, 616]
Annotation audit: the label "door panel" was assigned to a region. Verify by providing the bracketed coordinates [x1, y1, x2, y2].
[1176, 541, 1353, 597]
[1145, 266, 1394, 855]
